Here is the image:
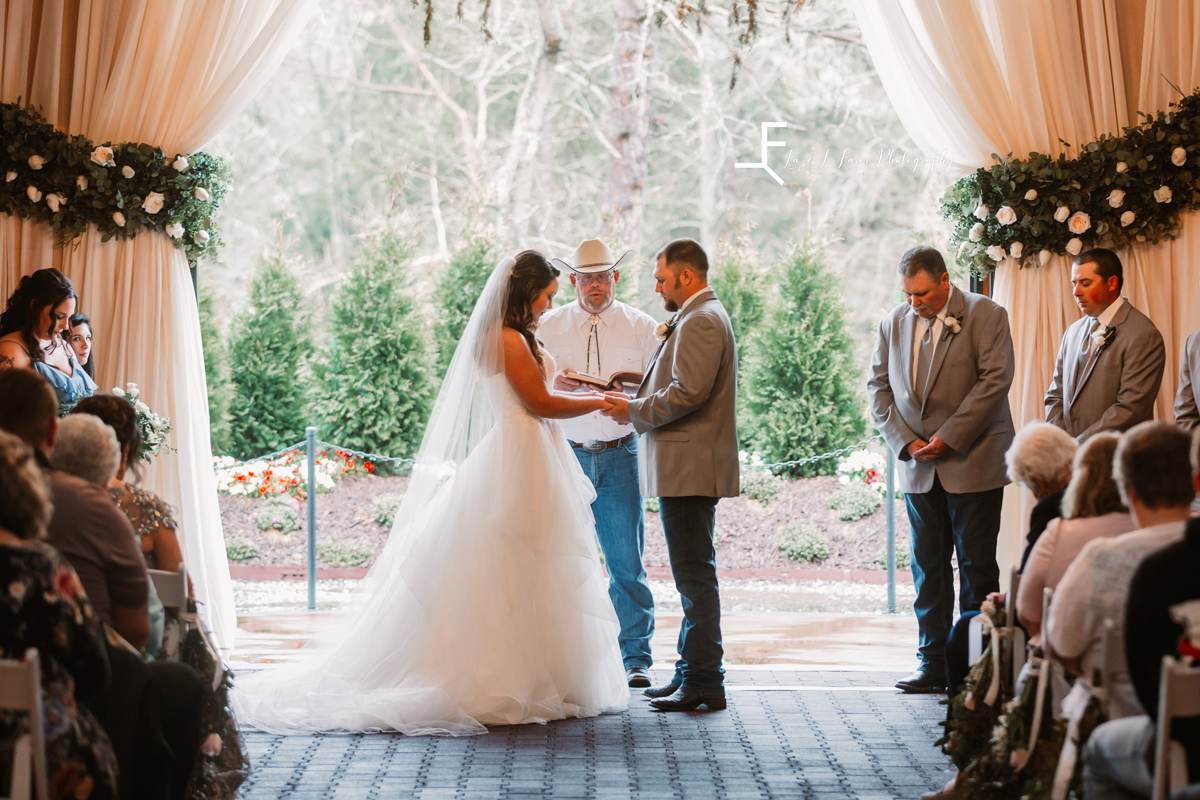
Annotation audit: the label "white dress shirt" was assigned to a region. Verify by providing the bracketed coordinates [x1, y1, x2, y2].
[911, 284, 956, 389]
[539, 299, 660, 443]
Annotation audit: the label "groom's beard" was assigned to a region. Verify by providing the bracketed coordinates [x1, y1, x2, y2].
[662, 297, 679, 313]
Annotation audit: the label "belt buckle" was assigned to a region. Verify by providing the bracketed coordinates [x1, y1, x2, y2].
[582, 440, 606, 454]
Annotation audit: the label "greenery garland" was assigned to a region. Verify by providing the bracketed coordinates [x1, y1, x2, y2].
[0, 101, 228, 262]
[941, 87, 1200, 275]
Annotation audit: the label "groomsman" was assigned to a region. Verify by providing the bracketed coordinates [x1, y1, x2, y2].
[539, 239, 659, 689]
[1045, 249, 1165, 441]
[868, 246, 1015, 693]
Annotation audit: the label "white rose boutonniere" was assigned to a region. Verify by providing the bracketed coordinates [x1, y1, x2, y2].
[1067, 211, 1092, 234]
[995, 205, 1016, 225]
[1173, 147, 1187, 167]
[141, 192, 164, 215]
[90, 146, 114, 167]
[655, 314, 680, 341]
[1107, 189, 1125, 208]
[974, 204, 989, 220]
[1154, 185, 1173, 203]
[944, 315, 963, 336]
[1091, 325, 1116, 352]
[1054, 206, 1070, 223]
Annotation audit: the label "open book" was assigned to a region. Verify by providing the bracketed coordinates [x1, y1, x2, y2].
[563, 370, 644, 392]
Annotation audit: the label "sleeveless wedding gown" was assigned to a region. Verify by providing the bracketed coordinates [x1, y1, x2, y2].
[232, 353, 629, 736]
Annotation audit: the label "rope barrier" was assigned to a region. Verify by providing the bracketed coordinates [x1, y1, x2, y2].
[746, 435, 885, 472]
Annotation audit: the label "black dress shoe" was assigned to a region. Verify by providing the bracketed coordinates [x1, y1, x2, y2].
[894, 668, 947, 694]
[643, 676, 681, 698]
[625, 667, 651, 688]
[649, 688, 727, 711]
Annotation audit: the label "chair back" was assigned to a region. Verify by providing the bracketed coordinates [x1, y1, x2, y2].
[1007, 566, 1027, 685]
[1151, 655, 1200, 800]
[1099, 618, 1121, 717]
[0, 649, 49, 800]
[148, 563, 186, 610]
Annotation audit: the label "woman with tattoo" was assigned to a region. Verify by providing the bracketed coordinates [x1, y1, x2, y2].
[0, 269, 97, 407]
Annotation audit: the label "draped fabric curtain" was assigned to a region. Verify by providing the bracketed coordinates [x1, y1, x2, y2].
[850, 0, 1200, 575]
[0, 0, 317, 650]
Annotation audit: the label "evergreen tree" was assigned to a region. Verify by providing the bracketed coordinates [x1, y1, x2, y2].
[317, 231, 437, 462]
[227, 252, 312, 460]
[742, 242, 866, 477]
[433, 238, 496, 376]
[709, 235, 766, 446]
[197, 277, 233, 455]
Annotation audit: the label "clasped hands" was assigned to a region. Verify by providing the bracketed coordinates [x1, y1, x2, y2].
[906, 434, 949, 462]
[554, 370, 632, 423]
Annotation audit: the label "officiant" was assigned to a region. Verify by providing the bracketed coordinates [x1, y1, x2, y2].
[540, 239, 660, 689]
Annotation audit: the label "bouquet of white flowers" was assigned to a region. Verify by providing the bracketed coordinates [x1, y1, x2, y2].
[112, 383, 173, 463]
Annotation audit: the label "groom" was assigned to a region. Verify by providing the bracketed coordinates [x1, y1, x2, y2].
[603, 238, 739, 712]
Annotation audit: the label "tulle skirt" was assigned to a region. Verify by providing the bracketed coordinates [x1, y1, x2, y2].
[231, 415, 629, 735]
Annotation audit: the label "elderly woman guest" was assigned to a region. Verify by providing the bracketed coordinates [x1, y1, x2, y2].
[0, 429, 118, 799]
[65, 313, 95, 380]
[1015, 432, 1134, 644]
[0, 268, 96, 407]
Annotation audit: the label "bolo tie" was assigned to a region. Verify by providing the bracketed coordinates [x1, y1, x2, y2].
[586, 315, 602, 378]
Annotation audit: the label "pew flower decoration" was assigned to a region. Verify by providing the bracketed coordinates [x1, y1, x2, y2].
[111, 383, 172, 463]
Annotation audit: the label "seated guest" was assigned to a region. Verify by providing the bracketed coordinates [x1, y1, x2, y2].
[1045, 249, 1165, 441]
[1017, 432, 1134, 644]
[0, 429, 118, 799]
[1083, 507, 1200, 799]
[65, 313, 96, 381]
[72, 395, 183, 574]
[1046, 422, 1194, 719]
[0, 269, 96, 406]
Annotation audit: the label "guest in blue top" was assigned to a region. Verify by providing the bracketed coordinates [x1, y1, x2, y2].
[0, 269, 96, 408]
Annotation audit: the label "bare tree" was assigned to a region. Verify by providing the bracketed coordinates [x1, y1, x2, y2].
[603, 0, 652, 253]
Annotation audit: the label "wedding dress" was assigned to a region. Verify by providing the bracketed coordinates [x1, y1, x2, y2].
[232, 258, 629, 735]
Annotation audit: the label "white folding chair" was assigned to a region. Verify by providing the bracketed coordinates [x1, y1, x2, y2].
[0, 649, 49, 800]
[968, 565, 1023, 668]
[1152, 656, 1200, 800]
[1006, 567, 1028, 686]
[148, 563, 186, 610]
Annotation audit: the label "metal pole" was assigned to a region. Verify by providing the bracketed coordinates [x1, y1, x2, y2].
[886, 446, 897, 613]
[306, 426, 317, 611]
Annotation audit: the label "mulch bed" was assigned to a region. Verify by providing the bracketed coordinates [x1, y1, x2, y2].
[220, 474, 911, 572]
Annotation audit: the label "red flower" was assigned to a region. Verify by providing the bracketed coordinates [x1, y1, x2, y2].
[364, 462, 375, 473]
[259, 486, 268, 494]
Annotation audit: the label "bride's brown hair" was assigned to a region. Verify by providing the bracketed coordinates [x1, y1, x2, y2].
[503, 250, 559, 371]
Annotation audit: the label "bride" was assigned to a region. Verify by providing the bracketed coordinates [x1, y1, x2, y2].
[233, 251, 630, 735]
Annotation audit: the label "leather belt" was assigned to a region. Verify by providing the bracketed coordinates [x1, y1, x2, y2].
[570, 433, 635, 454]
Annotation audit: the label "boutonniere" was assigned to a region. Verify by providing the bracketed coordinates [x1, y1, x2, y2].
[1090, 325, 1117, 352]
[655, 313, 679, 341]
[943, 314, 963, 336]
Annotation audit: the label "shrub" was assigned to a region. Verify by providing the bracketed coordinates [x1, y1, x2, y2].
[710, 232, 767, 446]
[434, 237, 497, 375]
[227, 250, 312, 460]
[741, 242, 867, 477]
[225, 538, 258, 561]
[198, 277, 233, 455]
[643, 496, 660, 514]
[740, 468, 783, 505]
[372, 493, 404, 526]
[829, 482, 882, 521]
[316, 539, 371, 568]
[779, 524, 828, 563]
[254, 498, 301, 533]
[315, 230, 438, 465]
[875, 545, 911, 570]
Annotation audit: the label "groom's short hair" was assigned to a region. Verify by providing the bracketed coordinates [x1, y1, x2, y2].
[658, 238, 709, 280]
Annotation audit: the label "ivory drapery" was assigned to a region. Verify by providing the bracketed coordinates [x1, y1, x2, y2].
[0, 0, 317, 650]
[851, 0, 1200, 576]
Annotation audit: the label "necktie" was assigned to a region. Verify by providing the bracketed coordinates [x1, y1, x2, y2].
[915, 318, 935, 402]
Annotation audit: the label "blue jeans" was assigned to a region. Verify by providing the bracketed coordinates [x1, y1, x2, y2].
[571, 437, 655, 670]
[905, 473, 1002, 672]
[659, 495, 724, 696]
[1083, 715, 1154, 800]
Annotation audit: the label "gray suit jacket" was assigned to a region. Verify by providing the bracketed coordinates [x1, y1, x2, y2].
[1044, 300, 1165, 441]
[1173, 328, 1200, 432]
[628, 287, 739, 498]
[867, 288, 1015, 495]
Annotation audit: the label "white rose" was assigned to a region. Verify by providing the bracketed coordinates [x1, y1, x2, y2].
[1090, 329, 1107, 349]
[27, 155, 45, 170]
[1173, 147, 1187, 167]
[973, 204, 989, 220]
[113, 211, 126, 228]
[193, 230, 210, 244]
[165, 222, 184, 239]
[986, 244, 1006, 262]
[1107, 189, 1125, 207]
[1154, 185, 1173, 203]
[1038, 249, 1052, 266]
[172, 155, 189, 171]
[1115, 161, 1128, 173]
[1009, 242, 1023, 259]
[25, 185, 41, 203]
[121, 165, 135, 179]
[90, 146, 114, 167]
[1067, 211, 1092, 234]
[1066, 237, 1083, 256]
[1024, 189, 1037, 201]
[45, 193, 64, 212]
[193, 186, 210, 201]
[141, 192, 164, 215]
[1054, 206, 1070, 223]
[76, 175, 88, 191]
[4, 171, 15, 183]
[135, 401, 150, 414]
[996, 205, 1017, 225]
[1120, 210, 1135, 227]
[969, 222, 984, 242]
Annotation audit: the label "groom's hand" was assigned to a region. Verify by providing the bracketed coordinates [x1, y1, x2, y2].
[602, 392, 631, 423]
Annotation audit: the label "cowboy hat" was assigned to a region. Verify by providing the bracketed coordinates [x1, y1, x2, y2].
[551, 239, 634, 274]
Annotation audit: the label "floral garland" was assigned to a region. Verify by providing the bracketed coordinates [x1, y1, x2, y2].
[942, 86, 1200, 275]
[0, 101, 227, 261]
